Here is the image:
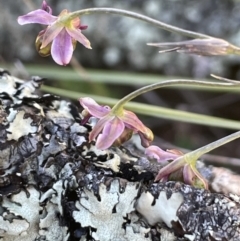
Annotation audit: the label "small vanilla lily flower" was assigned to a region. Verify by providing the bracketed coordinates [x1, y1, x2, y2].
[146, 130, 240, 189]
[79, 78, 239, 150]
[18, 0, 91, 65]
[79, 97, 153, 150]
[145, 145, 208, 189]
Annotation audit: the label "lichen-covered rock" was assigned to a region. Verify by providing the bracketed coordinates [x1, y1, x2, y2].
[137, 182, 240, 241]
[0, 69, 240, 241]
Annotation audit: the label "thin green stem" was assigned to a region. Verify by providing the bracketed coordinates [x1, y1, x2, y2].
[187, 130, 240, 160]
[68, 8, 212, 39]
[111, 79, 237, 112]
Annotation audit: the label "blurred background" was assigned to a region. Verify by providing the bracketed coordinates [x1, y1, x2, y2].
[1, 0, 240, 169]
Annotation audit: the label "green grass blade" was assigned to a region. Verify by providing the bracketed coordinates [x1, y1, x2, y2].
[42, 85, 240, 130]
[25, 64, 240, 92]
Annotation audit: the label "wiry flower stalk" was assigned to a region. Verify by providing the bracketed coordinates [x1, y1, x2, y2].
[111, 79, 239, 113]
[80, 78, 239, 150]
[67, 8, 212, 39]
[67, 8, 240, 55]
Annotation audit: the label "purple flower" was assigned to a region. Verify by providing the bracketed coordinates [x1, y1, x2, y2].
[79, 97, 154, 150]
[18, 1, 91, 65]
[145, 145, 208, 189]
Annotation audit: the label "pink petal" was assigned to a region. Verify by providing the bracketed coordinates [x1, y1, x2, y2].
[121, 110, 148, 133]
[183, 164, 195, 185]
[41, 23, 64, 48]
[121, 110, 154, 147]
[71, 17, 81, 28]
[51, 29, 73, 65]
[18, 9, 57, 25]
[95, 117, 125, 150]
[145, 145, 179, 162]
[154, 156, 185, 182]
[79, 97, 111, 118]
[89, 116, 113, 141]
[66, 28, 92, 49]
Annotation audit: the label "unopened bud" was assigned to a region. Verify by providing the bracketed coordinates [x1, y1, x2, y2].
[35, 30, 51, 57]
[138, 127, 154, 147]
[113, 128, 133, 147]
[148, 38, 240, 56]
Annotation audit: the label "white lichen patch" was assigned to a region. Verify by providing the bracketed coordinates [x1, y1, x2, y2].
[82, 144, 107, 157]
[59, 162, 74, 179]
[7, 111, 37, 141]
[159, 229, 177, 241]
[70, 123, 88, 146]
[136, 190, 183, 227]
[40, 180, 65, 215]
[123, 212, 151, 241]
[184, 234, 196, 241]
[0, 217, 29, 236]
[73, 179, 139, 241]
[2, 187, 41, 224]
[39, 203, 69, 241]
[0, 187, 41, 240]
[16, 80, 39, 100]
[47, 100, 74, 120]
[6, 108, 17, 123]
[124, 226, 152, 241]
[0, 74, 19, 98]
[72, 135, 86, 147]
[32, 103, 45, 116]
[94, 154, 121, 172]
[70, 123, 87, 134]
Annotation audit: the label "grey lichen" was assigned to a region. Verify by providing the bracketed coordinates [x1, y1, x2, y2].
[7, 110, 38, 141]
[138, 182, 240, 241]
[0, 69, 240, 241]
[0, 186, 41, 240]
[73, 179, 139, 240]
[136, 189, 184, 227]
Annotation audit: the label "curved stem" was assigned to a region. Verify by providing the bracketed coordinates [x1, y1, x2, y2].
[68, 8, 212, 39]
[111, 79, 236, 112]
[187, 130, 240, 160]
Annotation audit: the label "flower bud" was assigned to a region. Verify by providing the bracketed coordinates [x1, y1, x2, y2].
[148, 38, 240, 56]
[113, 128, 133, 147]
[138, 127, 154, 147]
[35, 30, 51, 57]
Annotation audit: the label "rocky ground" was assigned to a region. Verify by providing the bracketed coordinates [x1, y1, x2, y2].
[1, 69, 240, 241]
